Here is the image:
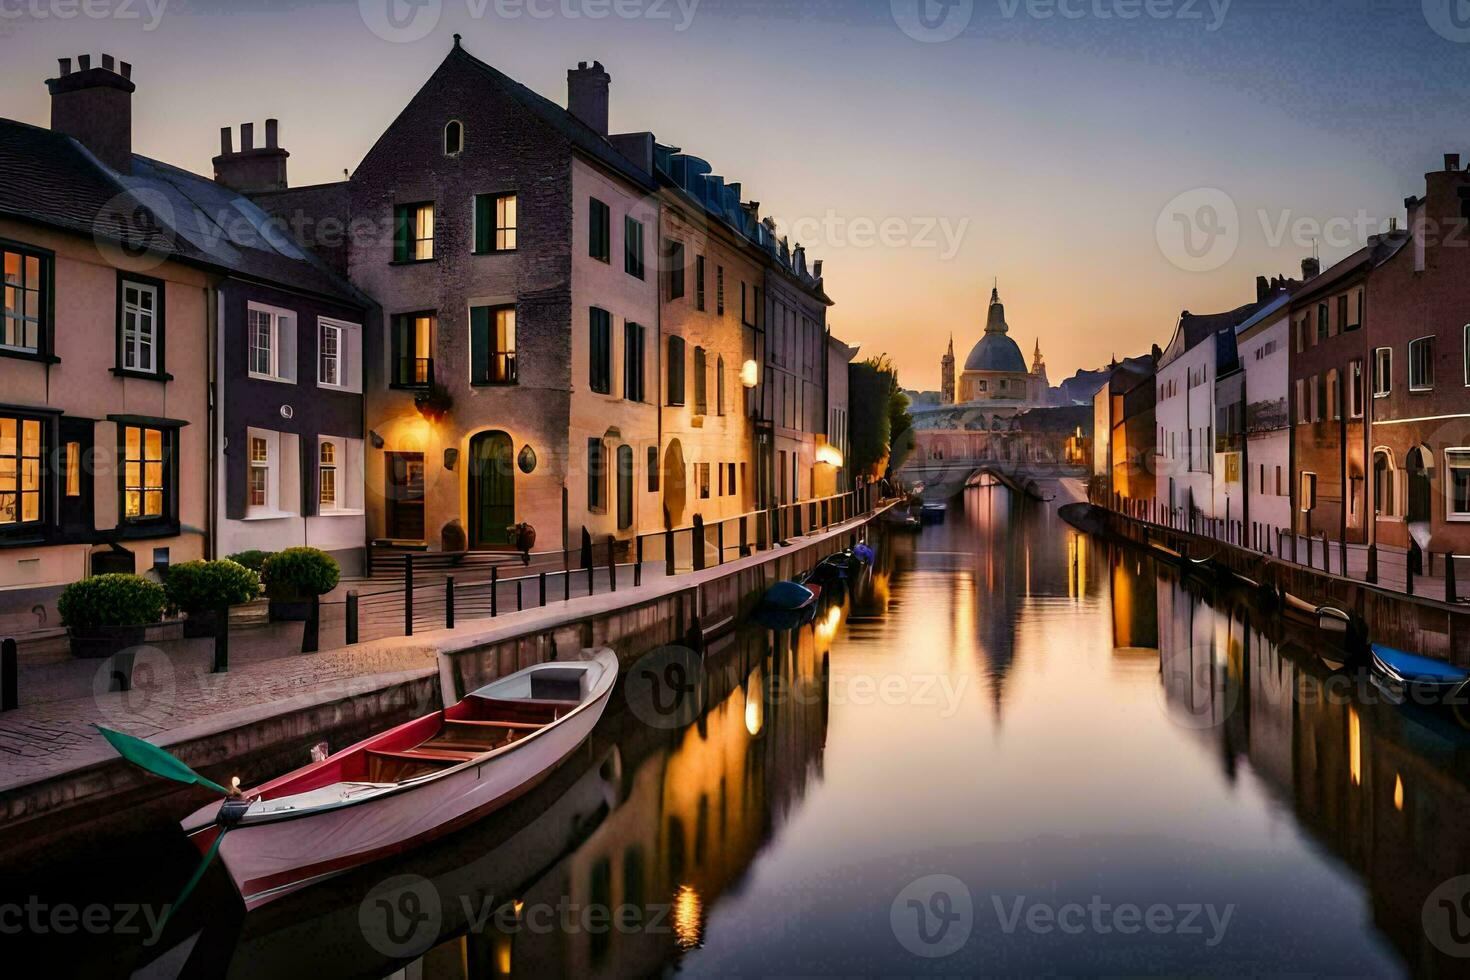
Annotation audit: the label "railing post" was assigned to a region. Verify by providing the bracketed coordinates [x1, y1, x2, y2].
[213, 605, 229, 673]
[1, 637, 15, 712]
[445, 576, 455, 630]
[1367, 544, 1378, 584]
[756, 510, 768, 551]
[693, 516, 705, 572]
[346, 590, 359, 645]
[717, 521, 725, 565]
[666, 526, 675, 576]
[517, 579, 524, 611]
[404, 554, 414, 637]
[793, 503, 803, 538]
[302, 597, 319, 654]
[740, 515, 749, 557]
[607, 535, 617, 592]
[540, 571, 548, 606]
[635, 535, 643, 587]
[491, 565, 499, 617]
[1446, 553, 1458, 604]
[1407, 545, 1417, 597]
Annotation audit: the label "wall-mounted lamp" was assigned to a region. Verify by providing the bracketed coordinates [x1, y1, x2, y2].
[444, 448, 459, 471]
[740, 359, 759, 389]
[816, 444, 844, 468]
[369, 430, 385, 449]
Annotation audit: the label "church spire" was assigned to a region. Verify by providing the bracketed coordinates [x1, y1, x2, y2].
[985, 281, 1008, 334]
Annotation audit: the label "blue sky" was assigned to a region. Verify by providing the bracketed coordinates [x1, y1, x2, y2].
[1, 0, 1466, 389]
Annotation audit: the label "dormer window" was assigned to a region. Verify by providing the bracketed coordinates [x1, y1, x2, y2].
[444, 120, 464, 157]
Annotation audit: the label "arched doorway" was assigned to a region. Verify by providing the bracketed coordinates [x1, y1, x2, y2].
[469, 430, 514, 547]
[1406, 446, 1433, 525]
[1372, 450, 1396, 518]
[662, 439, 686, 528]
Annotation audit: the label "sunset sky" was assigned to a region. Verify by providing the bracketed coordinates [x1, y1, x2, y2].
[1, 0, 1465, 391]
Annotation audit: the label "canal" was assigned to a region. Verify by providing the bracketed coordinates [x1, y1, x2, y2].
[17, 483, 1470, 976]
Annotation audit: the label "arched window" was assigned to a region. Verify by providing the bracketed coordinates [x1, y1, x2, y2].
[1373, 449, 1397, 518]
[443, 120, 464, 157]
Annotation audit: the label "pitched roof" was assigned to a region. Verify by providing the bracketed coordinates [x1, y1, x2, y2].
[1158, 300, 1262, 368]
[448, 45, 656, 192]
[0, 116, 361, 304]
[1291, 231, 1410, 306]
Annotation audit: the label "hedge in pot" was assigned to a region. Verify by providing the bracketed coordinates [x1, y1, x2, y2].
[225, 550, 272, 574]
[164, 560, 261, 637]
[58, 574, 168, 659]
[260, 547, 341, 621]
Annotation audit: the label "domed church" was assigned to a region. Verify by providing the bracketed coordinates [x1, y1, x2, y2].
[941, 284, 1054, 409]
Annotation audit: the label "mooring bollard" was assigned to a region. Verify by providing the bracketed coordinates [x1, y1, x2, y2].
[693, 516, 705, 572]
[540, 571, 548, 606]
[346, 591, 359, 645]
[666, 526, 676, 576]
[607, 536, 617, 592]
[1445, 553, 1458, 604]
[2, 637, 17, 711]
[635, 535, 643, 587]
[740, 515, 750, 557]
[302, 597, 320, 654]
[517, 579, 524, 611]
[445, 576, 456, 630]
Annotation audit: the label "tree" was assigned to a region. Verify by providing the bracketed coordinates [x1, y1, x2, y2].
[848, 354, 913, 479]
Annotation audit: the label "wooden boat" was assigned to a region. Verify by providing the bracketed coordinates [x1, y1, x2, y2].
[1369, 644, 1470, 727]
[180, 649, 620, 911]
[753, 579, 821, 631]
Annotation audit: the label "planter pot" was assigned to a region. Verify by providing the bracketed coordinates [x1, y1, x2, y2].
[511, 526, 537, 553]
[182, 608, 221, 638]
[69, 625, 148, 660]
[268, 598, 314, 622]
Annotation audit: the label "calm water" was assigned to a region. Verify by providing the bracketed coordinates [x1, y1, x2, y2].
[23, 485, 1470, 977]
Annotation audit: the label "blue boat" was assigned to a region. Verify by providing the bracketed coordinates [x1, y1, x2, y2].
[753, 579, 821, 631]
[1369, 643, 1470, 727]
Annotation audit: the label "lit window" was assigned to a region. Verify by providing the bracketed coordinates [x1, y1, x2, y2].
[394, 203, 435, 262]
[471, 306, 517, 385]
[319, 440, 337, 509]
[474, 193, 517, 253]
[1300, 472, 1318, 513]
[1348, 360, 1364, 418]
[123, 425, 166, 520]
[0, 416, 42, 526]
[65, 441, 80, 497]
[1409, 336, 1434, 391]
[392, 313, 435, 387]
[249, 435, 269, 508]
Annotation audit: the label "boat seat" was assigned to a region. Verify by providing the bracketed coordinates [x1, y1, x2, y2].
[446, 719, 542, 732]
[368, 748, 479, 765]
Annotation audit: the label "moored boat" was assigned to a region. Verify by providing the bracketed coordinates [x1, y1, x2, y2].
[180, 649, 620, 910]
[753, 579, 821, 631]
[1369, 643, 1470, 728]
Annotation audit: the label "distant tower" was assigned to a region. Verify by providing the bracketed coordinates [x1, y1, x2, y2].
[1030, 339, 1051, 405]
[941, 335, 956, 405]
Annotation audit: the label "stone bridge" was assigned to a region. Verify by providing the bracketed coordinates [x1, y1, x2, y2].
[897, 455, 1087, 503]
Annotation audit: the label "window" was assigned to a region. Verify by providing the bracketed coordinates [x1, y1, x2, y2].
[122, 425, 167, 521]
[2, 245, 48, 356]
[589, 308, 612, 394]
[694, 346, 707, 414]
[1409, 336, 1434, 391]
[667, 335, 686, 406]
[616, 445, 634, 531]
[1300, 472, 1318, 513]
[587, 439, 606, 511]
[118, 276, 162, 375]
[623, 321, 645, 401]
[1374, 451, 1397, 518]
[1326, 368, 1340, 421]
[624, 217, 645, 279]
[65, 441, 80, 498]
[1447, 449, 1470, 519]
[0, 415, 42, 528]
[248, 435, 270, 508]
[470, 306, 516, 385]
[1348, 360, 1364, 418]
[1337, 294, 1350, 333]
[391, 313, 434, 387]
[696, 256, 706, 311]
[319, 440, 338, 509]
[394, 203, 434, 262]
[647, 446, 659, 493]
[1371, 347, 1392, 397]
[474, 193, 517, 253]
[319, 321, 341, 388]
[316, 318, 361, 392]
[589, 198, 611, 262]
[1465, 325, 1470, 386]
[444, 120, 463, 156]
[727, 463, 736, 496]
[716, 266, 725, 316]
[667, 240, 685, 300]
[716, 356, 726, 416]
[247, 303, 296, 383]
[1317, 303, 1329, 342]
[696, 462, 710, 499]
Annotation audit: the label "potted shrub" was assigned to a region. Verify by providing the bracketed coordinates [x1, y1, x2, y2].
[225, 549, 272, 575]
[164, 559, 261, 637]
[507, 522, 536, 565]
[58, 574, 168, 659]
[260, 547, 341, 621]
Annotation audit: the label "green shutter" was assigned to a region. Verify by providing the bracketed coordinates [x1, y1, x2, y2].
[470, 306, 490, 384]
[393, 207, 409, 263]
[473, 196, 487, 254]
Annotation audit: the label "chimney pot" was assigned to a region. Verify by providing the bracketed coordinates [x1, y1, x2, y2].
[102, 54, 114, 72]
[567, 61, 611, 137]
[1301, 257, 1321, 280]
[220, 126, 233, 155]
[1446, 153, 1461, 172]
[266, 118, 279, 149]
[240, 122, 254, 151]
[78, 55, 91, 71]
[120, 61, 131, 79]
[58, 57, 71, 75]
[47, 52, 136, 171]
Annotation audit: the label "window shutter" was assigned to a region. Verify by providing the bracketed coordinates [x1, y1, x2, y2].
[470, 306, 490, 384]
[473, 195, 490, 254]
[300, 436, 317, 518]
[393, 207, 409, 263]
[668, 336, 685, 406]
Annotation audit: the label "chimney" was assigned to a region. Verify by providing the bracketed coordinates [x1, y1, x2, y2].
[213, 119, 290, 193]
[1446, 153, 1461, 172]
[46, 53, 136, 172]
[1301, 256, 1321, 280]
[567, 61, 610, 137]
[1256, 275, 1270, 302]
